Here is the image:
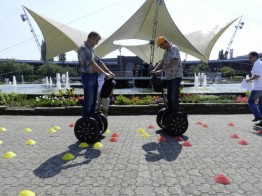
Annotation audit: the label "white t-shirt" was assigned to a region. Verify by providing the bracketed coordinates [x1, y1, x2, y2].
[252, 59, 262, 90]
[97, 74, 109, 110]
[98, 74, 105, 92]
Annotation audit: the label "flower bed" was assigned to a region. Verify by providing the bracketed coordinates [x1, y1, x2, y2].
[0, 90, 249, 108]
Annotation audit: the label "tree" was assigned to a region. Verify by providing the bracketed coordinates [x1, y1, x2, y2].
[62, 66, 75, 76]
[235, 69, 248, 77]
[35, 62, 62, 78]
[41, 40, 54, 62]
[35, 63, 75, 78]
[189, 62, 209, 73]
[41, 40, 46, 61]
[16, 62, 34, 82]
[218, 49, 227, 60]
[0, 60, 33, 82]
[220, 66, 235, 77]
[58, 53, 66, 63]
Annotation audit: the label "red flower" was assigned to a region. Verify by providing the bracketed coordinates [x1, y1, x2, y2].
[235, 96, 248, 103]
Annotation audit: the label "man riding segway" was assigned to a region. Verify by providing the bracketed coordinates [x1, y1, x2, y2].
[74, 31, 115, 143]
[151, 36, 188, 136]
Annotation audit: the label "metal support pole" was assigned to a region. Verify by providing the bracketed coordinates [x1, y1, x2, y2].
[149, 0, 162, 65]
[119, 46, 123, 76]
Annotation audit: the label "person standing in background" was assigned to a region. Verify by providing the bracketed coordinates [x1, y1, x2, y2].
[246, 51, 262, 126]
[97, 74, 110, 116]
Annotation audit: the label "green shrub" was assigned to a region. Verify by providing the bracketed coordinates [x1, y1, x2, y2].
[135, 96, 153, 105]
[115, 95, 132, 105]
[0, 92, 246, 107]
[0, 93, 6, 105]
[0, 93, 28, 106]
[181, 94, 235, 103]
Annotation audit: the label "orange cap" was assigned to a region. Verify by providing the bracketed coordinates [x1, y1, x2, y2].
[156, 36, 167, 47]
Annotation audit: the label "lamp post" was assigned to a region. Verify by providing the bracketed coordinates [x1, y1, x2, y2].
[118, 46, 123, 76]
[224, 16, 244, 59]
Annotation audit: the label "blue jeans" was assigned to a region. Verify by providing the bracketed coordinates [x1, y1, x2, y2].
[81, 73, 98, 118]
[166, 77, 182, 113]
[248, 90, 262, 118]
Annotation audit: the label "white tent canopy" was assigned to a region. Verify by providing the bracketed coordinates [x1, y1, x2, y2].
[25, 6, 89, 60]
[24, 0, 238, 63]
[95, 0, 238, 64]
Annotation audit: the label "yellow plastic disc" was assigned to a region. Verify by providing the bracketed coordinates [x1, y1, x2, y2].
[78, 142, 89, 148]
[48, 128, 56, 133]
[137, 128, 145, 134]
[53, 126, 61, 130]
[24, 128, 32, 133]
[141, 132, 150, 138]
[25, 139, 36, 145]
[0, 127, 7, 132]
[0, 140, 3, 144]
[19, 189, 36, 196]
[2, 151, 16, 159]
[93, 142, 103, 149]
[62, 153, 75, 161]
[104, 129, 111, 134]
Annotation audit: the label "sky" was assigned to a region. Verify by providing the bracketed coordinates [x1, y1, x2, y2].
[1, 0, 262, 62]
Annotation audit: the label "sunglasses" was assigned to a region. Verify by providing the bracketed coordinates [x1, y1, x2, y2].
[249, 56, 253, 60]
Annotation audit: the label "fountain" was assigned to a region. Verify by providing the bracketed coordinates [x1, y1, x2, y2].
[12, 75, 17, 86]
[202, 74, 207, 88]
[194, 73, 199, 88]
[4, 78, 9, 85]
[0, 73, 74, 94]
[194, 72, 208, 88]
[56, 73, 61, 89]
[45, 76, 49, 86]
[214, 76, 219, 84]
[21, 75, 24, 84]
[65, 72, 70, 89]
[49, 77, 53, 87]
[0, 71, 246, 95]
[61, 74, 66, 87]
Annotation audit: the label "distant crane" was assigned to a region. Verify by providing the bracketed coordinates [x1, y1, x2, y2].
[224, 16, 244, 59]
[20, 6, 41, 52]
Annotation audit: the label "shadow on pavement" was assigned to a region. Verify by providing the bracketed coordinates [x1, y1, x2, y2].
[33, 141, 102, 178]
[142, 129, 187, 162]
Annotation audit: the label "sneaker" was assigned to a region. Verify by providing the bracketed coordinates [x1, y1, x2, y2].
[252, 117, 262, 122]
[255, 122, 262, 127]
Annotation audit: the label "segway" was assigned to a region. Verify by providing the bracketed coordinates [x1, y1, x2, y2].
[150, 74, 189, 136]
[74, 78, 116, 143]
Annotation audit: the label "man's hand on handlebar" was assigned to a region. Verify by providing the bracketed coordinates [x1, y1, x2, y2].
[105, 72, 115, 80]
[105, 73, 112, 79]
[150, 69, 162, 76]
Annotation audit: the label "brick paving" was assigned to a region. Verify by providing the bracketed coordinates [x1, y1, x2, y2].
[0, 114, 262, 196]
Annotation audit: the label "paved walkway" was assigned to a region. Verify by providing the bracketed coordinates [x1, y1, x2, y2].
[0, 114, 262, 196]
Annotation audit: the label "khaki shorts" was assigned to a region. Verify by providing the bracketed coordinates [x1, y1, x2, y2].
[97, 92, 109, 109]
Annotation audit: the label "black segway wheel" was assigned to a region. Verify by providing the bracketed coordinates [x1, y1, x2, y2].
[165, 112, 189, 136]
[74, 117, 100, 143]
[95, 113, 108, 134]
[156, 108, 171, 129]
[156, 108, 165, 128]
